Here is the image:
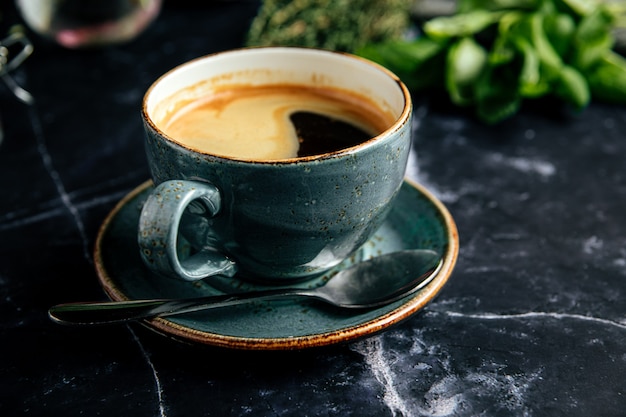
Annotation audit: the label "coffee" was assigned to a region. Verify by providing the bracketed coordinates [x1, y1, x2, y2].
[158, 84, 396, 160]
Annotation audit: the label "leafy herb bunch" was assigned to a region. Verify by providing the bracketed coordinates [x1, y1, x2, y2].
[358, 0, 626, 124]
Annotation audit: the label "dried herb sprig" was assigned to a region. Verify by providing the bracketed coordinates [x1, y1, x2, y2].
[245, 0, 413, 53]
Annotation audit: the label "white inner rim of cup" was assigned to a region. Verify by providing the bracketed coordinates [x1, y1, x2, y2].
[144, 47, 410, 160]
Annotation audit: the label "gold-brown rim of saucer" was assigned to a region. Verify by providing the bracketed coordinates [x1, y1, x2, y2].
[94, 179, 459, 350]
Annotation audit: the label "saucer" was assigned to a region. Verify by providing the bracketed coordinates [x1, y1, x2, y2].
[94, 180, 459, 350]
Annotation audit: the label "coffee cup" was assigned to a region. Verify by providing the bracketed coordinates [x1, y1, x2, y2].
[138, 47, 412, 283]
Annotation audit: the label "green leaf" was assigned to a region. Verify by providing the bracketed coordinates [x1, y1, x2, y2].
[554, 65, 590, 108]
[515, 36, 551, 97]
[527, 12, 564, 76]
[489, 11, 524, 65]
[357, 38, 439, 74]
[576, 4, 616, 41]
[356, 37, 448, 92]
[423, 10, 503, 39]
[386, 38, 448, 72]
[558, 0, 600, 16]
[457, 0, 539, 13]
[445, 37, 488, 105]
[544, 12, 576, 57]
[587, 51, 626, 104]
[474, 60, 523, 124]
[572, 5, 615, 70]
[476, 88, 522, 125]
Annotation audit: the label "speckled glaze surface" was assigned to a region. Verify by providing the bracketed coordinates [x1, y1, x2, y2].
[95, 179, 458, 350]
[138, 47, 413, 282]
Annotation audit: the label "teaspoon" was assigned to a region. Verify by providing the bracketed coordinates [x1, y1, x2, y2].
[49, 249, 442, 326]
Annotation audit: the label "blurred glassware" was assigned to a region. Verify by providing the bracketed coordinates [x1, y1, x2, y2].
[0, 26, 34, 148]
[0, 26, 34, 104]
[15, 0, 162, 48]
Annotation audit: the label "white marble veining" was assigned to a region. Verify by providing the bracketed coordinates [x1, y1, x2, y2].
[29, 106, 91, 261]
[351, 304, 626, 417]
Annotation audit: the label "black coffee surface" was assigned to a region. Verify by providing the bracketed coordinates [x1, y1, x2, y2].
[290, 112, 375, 157]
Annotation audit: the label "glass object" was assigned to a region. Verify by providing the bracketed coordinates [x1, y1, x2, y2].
[0, 26, 34, 147]
[15, 0, 162, 48]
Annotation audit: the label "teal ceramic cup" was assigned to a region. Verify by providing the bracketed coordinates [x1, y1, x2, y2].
[139, 47, 412, 283]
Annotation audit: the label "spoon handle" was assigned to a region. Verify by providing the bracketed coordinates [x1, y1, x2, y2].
[49, 249, 442, 326]
[48, 289, 307, 326]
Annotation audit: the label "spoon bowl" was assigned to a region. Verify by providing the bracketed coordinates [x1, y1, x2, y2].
[49, 249, 442, 326]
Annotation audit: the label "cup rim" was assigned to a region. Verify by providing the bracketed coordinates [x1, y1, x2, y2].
[142, 46, 412, 164]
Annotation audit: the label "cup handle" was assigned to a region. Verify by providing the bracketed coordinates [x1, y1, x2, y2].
[138, 180, 238, 281]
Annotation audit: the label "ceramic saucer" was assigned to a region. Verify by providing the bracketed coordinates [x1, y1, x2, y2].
[94, 179, 459, 350]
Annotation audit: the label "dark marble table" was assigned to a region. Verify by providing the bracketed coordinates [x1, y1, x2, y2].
[1, 1, 624, 416]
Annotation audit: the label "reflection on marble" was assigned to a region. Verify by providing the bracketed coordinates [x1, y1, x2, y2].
[351, 304, 625, 416]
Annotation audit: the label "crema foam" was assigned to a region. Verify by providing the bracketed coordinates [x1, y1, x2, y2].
[158, 84, 395, 160]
